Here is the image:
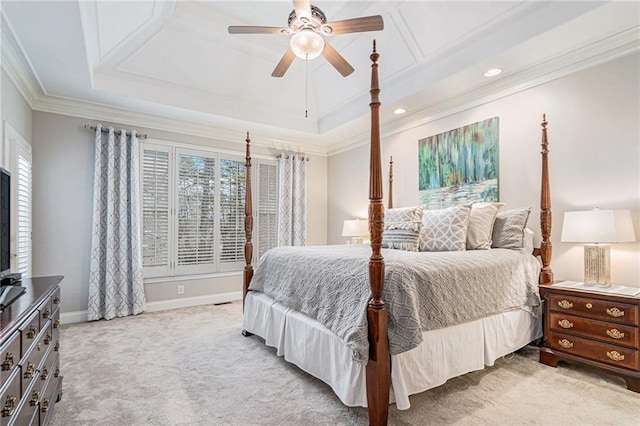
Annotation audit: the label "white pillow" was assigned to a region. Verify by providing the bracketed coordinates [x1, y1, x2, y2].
[466, 202, 505, 250]
[382, 206, 424, 252]
[522, 227, 535, 255]
[419, 205, 471, 252]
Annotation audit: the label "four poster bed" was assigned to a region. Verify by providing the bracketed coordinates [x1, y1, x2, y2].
[241, 42, 553, 426]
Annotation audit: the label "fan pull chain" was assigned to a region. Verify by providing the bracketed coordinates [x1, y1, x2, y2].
[305, 53, 309, 118]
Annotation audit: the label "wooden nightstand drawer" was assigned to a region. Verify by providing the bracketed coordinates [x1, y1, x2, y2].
[549, 293, 639, 326]
[549, 331, 639, 371]
[549, 312, 639, 348]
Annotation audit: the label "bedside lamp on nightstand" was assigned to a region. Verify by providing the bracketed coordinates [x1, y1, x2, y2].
[561, 208, 636, 284]
[342, 219, 368, 244]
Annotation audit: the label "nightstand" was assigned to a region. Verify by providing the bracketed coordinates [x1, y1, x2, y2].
[539, 283, 640, 392]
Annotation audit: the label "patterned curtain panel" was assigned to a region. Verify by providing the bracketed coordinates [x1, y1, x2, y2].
[278, 154, 307, 246]
[88, 125, 146, 321]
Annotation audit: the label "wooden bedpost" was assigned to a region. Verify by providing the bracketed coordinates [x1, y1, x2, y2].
[243, 132, 254, 307]
[388, 157, 393, 209]
[366, 40, 390, 426]
[539, 115, 553, 284]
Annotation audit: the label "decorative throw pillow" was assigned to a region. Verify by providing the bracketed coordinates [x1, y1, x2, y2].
[382, 221, 422, 251]
[419, 204, 471, 252]
[382, 206, 424, 252]
[385, 206, 424, 223]
[466, 202, 505, 250]
[522, 227, 535, 255]
[491, 207, 531, 250]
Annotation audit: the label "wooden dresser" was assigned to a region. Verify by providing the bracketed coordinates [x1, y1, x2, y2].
[0, 276, 63, 425]
[539, 282, 640, 392]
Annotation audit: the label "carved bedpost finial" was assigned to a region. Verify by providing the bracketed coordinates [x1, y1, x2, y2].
[243, 132, 254, 308]
[539, 115, 553, 284]
[388, 156, 394, 209]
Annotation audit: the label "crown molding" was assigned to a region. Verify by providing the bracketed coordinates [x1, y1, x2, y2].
[1, 11, 44, 108]
[326, 26, 640, 156]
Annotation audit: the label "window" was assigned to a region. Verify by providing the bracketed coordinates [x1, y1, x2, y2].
[5, 123, 32, 277]
[141, 142, 277, 278]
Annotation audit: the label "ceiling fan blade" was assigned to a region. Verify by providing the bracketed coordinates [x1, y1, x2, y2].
[322, 42, 354, 77]
[293, 0, 312, 23]
[228, 26, 286, 35]
[324, 15, 384, 35]
[272, 49, 296, 78]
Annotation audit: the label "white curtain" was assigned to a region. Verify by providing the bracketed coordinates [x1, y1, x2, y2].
[278, 154, 307, 246]
[88, 125, 146, 321]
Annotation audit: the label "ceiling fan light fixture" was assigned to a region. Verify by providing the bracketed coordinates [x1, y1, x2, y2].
[290, 30, 325, 60]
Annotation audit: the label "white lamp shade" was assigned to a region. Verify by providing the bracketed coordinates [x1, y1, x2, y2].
[561, 209, 636, 243]
[290, 30, 325, 60]
[342, 219, 368, 237]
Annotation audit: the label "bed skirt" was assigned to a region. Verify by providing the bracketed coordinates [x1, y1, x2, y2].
[243, 291, 542, 410]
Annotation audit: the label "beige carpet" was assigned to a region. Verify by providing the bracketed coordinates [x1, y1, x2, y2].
[51, 302, 640, 426]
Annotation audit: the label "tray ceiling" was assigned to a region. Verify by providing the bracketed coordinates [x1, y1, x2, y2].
[2, 1, 639, 153]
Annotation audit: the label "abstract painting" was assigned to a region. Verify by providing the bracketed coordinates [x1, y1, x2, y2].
[418, 117, 499, 209]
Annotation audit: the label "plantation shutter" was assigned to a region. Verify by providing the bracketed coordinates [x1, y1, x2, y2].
[15, 144, 32, 276]
[141, 145, 171, 277]
[256, 161, 278, 260]
[219, 158, 245, 271]
[176, 150, 216, 274]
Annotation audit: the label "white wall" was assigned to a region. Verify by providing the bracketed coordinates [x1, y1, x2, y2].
[1, 68, 32, 164]
[31, 112, 328, 314]
[328, 53, 640, 286]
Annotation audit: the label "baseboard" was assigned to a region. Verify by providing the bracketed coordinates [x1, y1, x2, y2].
[145, 291, 242, 313]
[60, 291, 242, 325]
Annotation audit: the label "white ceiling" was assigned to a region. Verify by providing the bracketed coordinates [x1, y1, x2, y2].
[2, 1, 639, 154]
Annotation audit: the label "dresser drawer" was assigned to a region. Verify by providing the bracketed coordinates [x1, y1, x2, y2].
[0, 333, 20, 387]
[549, 331, 639, 371]
[549, 294, 639, 326]
[20, 324, 51, 394]
[549, 312, 639, 348]
[19, 311, 41, 358]
[0, 368, 21, 424]
[39, 355, 60, 425]
[9, 377, 39, 426]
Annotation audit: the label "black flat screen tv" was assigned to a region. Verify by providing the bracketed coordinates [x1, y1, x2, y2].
[0, 167, 10, 280]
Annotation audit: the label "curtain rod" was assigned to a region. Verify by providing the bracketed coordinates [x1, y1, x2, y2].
[275, 153, 310, 162]
[84, 124, 148, 140]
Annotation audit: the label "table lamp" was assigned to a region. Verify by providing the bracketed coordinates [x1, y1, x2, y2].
[561, 209, 636, 284]
[342, 219, 368, 244]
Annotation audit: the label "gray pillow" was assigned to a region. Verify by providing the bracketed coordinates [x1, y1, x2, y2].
[382, 221, 422, 252]
[419, 204, 471, 252]
[491, 207, 531, 250]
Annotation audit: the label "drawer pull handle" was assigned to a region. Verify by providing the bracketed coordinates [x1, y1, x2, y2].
[29, 389, 39, 406]
[607, 351, 625, 362]
[54, 341, 60, 352]
[1, 353, 14, 371]
[40, 367, 49, 381]
[42, 309, 51, 319]
[41, 399, 50, 413]
[44, 333, 52, 345]
[558, 339, 574, 349]
[26, 325, 37, 339]
[24, 362, 35, 379]
[586, 303, 593, 309]
[558, 319, 573, 329]
[606, 307, 624, 318]
[557, 300, 573, 309]
[606, 329, 625, 339]
[53, 319, 60, 329]
[1, 395, 16, 417]
[54, 367, 60, 378]
[53, 296, 60, 305]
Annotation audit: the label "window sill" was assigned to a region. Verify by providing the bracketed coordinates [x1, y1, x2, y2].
[144, 270, 243, 284]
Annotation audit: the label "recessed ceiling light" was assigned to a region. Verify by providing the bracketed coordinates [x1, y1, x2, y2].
[393, 108, 407, 115]
[484, 68, 502, 77]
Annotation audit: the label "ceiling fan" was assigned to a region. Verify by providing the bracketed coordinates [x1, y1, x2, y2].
[228, 0, 384, 78]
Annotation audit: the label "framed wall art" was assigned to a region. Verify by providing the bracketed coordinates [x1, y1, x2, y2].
[418, 117, 499, 209]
